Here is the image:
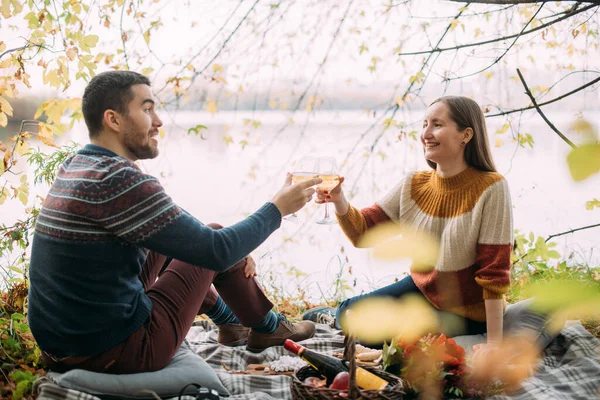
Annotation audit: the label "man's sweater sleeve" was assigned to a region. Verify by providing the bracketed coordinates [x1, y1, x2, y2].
[95, 164, 281, 271]
[141, 203, 281, 271]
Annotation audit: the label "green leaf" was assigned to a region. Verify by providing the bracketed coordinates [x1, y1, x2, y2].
[8, 265, 24, 274]
[527, 279, 600, 313]
[496, 123, 510, 134]
[566, 143, 600, 181]
[11, 313, 25, 321]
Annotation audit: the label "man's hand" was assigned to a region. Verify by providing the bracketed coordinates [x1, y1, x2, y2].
[244, 256, 257, 278]
[271, 173, 322, 217]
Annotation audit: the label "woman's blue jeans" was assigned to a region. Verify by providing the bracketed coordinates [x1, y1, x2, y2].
[335, 275, 486, 342]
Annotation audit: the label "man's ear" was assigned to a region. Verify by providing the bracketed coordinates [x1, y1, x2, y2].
[463, 127, 474, 144]
[103, 109, 122, 132]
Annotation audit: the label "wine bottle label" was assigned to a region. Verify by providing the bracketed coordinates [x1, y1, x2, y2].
[355, 368, 389, 391]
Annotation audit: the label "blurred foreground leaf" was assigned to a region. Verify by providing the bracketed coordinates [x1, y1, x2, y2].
[357, 222, 439, 271]
[342, 294, 439, 343]
[566, 143, 600, 182]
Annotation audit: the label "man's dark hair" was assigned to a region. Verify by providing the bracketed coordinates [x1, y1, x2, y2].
[82, 71, 151, 138]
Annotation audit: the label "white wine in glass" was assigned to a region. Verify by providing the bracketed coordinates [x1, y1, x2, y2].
[285, 156, 317, 222]
[316, 157, 340, 225]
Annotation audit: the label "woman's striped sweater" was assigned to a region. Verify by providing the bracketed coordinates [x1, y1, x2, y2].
[337, 167, 513, 322]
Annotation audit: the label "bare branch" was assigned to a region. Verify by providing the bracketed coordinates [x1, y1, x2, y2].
[516, 68, 577, 149]
[545, 223, 600, 242]
[349, 4, 472, 193]
[397, 4, 597, 56]
[0, 44, 46, 61]
[445, 3, 544, 81]
[184, 0, 260, 92]
[258, 0, 355, 156]
[448, 0, 600, 4]
[487, 75, 600, 117]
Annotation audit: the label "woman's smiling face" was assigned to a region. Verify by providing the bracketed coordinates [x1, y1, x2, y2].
[420, 102, 468, 167]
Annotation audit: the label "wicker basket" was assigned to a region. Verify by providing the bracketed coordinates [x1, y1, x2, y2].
[290, 335, 405, 400]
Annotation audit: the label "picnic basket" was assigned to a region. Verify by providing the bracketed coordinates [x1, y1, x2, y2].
[290, 335, 405, 400]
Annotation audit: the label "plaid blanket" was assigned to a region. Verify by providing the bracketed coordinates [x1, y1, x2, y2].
[35, 320, 600, 400]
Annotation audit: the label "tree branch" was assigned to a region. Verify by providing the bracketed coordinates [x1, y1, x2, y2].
[397, 3, 597, 56]
[0, 44, 46, 61]
[545, 223, 600, 242]
[516, 68, 577, 149]
[445, 3, 544, 81]
[184, 0, 260, 92]
[487, 75, 600, 117]
[258, 0, 354, 157]
[349, 4, 472, 194]
[448, 0, 600, 4]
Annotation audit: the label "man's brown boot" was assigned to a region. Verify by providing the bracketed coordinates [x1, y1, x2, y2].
[246, 314, 316, 353]
[217, 323, 250, 347]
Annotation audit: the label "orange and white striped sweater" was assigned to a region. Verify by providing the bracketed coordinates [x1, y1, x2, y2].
[337, 167, 513, 322]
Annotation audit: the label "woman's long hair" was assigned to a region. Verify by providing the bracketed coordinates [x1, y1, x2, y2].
[427, 96, 497, 173]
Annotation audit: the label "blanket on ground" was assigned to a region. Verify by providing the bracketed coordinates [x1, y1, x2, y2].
[35, 321, 600, 400]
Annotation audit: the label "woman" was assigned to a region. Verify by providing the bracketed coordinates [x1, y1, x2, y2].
[303, 96, 512, 349]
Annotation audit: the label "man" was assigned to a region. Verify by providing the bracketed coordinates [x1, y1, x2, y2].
[28, 70, 321, 374]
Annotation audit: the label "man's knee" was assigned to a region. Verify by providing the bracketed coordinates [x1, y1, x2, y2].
[207, 223, 223, 230]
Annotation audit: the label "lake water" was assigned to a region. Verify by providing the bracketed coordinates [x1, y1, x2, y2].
[2, 109, 599, 301]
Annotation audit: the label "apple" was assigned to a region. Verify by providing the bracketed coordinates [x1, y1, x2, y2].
[329, 371, 350, 390]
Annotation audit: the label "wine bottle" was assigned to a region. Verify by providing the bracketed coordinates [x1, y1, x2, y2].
[284, 339, 389, 391]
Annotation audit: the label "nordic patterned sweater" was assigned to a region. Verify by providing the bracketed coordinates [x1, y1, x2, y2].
[337, 167, 513, 322]
[28, 144, 282, 357]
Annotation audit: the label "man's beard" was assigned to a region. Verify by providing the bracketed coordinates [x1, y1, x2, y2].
[124, 130, 159, 160]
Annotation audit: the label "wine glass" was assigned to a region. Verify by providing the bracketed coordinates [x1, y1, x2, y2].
[285, 156, 318, 222]
[315, 156, 340, 225]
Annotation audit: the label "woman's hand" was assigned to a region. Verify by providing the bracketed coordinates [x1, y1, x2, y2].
[244, 256, 257, 278]
[315, 176, 345, 204]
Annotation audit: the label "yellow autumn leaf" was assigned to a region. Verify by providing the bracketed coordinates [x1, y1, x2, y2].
[0, 188, 8, 205]
[158, 127, 165, 139]
[566, 143, 600, 182]
[143, 29, 151, 45]
[496, 123, 510, 134]
[15, 140, 30, 156]
[37, 124, 57, 148]
[66, 47, 78, 61]
[568, 118, 596, 143]
[395, 96, 404, 107]
[0, 96, 12, 116]
[222, 135, 233, 145]
[485, 72, 494, 80]
[212, 63, 223, 73]
[342, 295, 439, 343]
[0, 112, 7, 127]
[0, 41, 5, 52]
[449, 19, 459, 31]
[268, 100, 277, 109]
[0, 140, 6, 152]
[357, 222, 439, 271]
[495, 138, 503, 148]
[18, 175, 29, 206]
[82, 34, 99, 52]
[204, 101, 217, 115]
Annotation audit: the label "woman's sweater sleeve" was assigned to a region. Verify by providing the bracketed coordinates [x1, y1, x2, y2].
[336, 203, 391, 247]
[474, 179, 513, 299]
